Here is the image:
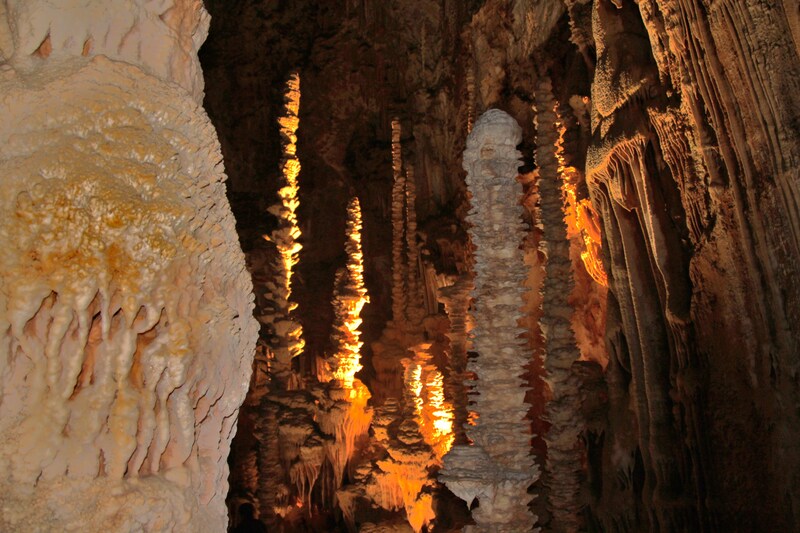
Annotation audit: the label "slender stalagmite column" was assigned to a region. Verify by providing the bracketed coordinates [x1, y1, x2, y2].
[466, 59, 476, 133]
[534, 77, 584, 532]
[325, 197, 370, 387]
[264, 72, 304, 385]
[440, 109, 539, 532]
[390, 118, 408, 328]
[405, 162, 426, 326]
[315, 197, 373, 497]
[438, 277, 473, 445]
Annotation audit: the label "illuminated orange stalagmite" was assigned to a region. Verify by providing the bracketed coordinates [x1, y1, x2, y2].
[314, 196, 373, 501]
[262, 71, 305, 382]
[404, 347, 454, 460]
[555, 106, 608, 287]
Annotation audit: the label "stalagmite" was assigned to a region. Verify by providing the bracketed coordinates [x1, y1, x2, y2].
[0, 2, 257, 531]
[438, 277, 473, 445]
[314, 196, 373, 502]
[534, 77, 585, 532]
[441, 109, 539, 532]
[390, 118, 408, 328]
[253, 72, 320, 525]
[466, 60, 476, 133]
[405, 163, 427, 327]
[263, 72, 304, 385]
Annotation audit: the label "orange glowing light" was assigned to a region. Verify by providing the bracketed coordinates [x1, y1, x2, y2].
[261, 72, 305, 374]
[323, 197, 370, 389]
[555, 109, 608, 287]
[404, 349, 455, 459]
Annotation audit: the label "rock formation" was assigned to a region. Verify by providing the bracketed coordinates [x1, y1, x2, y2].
[263, 71, 305, 386]
[533, 76, 585, 532]
[0, 2, 257, 531]
[441, 109, 539, 532]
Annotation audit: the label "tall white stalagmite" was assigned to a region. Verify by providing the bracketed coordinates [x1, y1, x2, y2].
[441, 109, 539, 532]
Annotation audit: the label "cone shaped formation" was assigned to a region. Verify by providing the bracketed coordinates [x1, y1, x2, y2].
[263, 72, 305, 381]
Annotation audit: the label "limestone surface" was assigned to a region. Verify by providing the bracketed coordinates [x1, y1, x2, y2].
[0, 57, 257, 531]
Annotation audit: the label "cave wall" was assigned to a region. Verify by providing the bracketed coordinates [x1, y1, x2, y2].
[0, 2, 258, 531]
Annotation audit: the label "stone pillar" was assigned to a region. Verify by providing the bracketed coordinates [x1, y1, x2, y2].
[0, 2, 257, 531]
[440, 109, 539, 532]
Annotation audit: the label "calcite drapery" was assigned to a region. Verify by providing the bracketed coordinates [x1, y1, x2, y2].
[0, 55, 256, 531]
[441, 109, 539, 532]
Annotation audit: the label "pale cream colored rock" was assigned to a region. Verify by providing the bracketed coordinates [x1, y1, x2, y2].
[0, 0, 209, 102]
[440, 109, 539, 532]
[0, 56, 257, 531]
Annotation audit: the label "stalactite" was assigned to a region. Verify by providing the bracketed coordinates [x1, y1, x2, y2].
[533, 78, 584, 532]
[441, 109, 539, 533]
[262, 71, 305, 386]
[390, 117, 408, 328]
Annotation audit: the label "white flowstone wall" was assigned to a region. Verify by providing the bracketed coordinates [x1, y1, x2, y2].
[0, 2, 257, 531]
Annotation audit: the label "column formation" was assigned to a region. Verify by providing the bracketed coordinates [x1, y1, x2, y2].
[440, 109, 539, 532]
[534, 77, 584, 532]
[263, 72, 304, 384]
[390, 118, 408, 328]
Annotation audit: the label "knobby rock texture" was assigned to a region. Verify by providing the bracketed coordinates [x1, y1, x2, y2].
[0, 1, 257, 531]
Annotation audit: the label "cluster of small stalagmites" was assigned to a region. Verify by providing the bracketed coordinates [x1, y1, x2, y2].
[0, 42, 256, 533]
[262, 72, 304, 384]
[534, 77, 585, 533]
[441, 109, 539, 532]
[0, 0, 209, 102]
[364, 399, 437, 533]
